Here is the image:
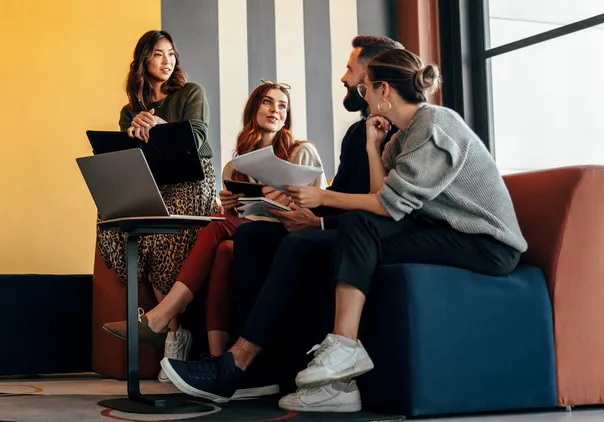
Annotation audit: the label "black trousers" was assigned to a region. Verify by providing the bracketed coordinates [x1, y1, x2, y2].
[332, 210, 521, 295]
[237, 211, 520, 349]
[233, 222, 334, 392]
[237, 227, 337, 349]
[232, 221, 289, 336]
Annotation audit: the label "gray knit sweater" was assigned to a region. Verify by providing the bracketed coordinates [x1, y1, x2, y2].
[378, 104, 527, 252]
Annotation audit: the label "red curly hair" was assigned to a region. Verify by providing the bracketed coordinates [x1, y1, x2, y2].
[231, 82, 304, 181]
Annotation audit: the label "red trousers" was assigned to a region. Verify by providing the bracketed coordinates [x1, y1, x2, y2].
[177, 214, 248, 332]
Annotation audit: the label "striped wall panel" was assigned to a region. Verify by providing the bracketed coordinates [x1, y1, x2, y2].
[162, 0, 397, 182]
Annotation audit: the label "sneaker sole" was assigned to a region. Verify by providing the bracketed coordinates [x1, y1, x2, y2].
[231, 384, 280, 400]
[102, 325, 167, 347]
[279, 401, 362, 413]
[102, 326, 126, 341]
[158, 332, 193, 383]
[295, 358, 374, 388]
[160, 358, 231, 403]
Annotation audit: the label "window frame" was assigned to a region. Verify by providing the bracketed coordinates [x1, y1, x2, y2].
[438, 0, 604, 155]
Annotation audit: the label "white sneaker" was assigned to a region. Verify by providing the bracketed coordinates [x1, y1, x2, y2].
[279, 380, 362, 412]
[295, 334, 374, 388]
[158, 327, 193, 383]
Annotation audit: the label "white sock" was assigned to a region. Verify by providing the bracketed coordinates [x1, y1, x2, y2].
[332, 334, 357, 347]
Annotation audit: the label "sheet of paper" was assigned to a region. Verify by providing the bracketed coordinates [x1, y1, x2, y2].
[231, 146, 324, 190]
[238, 197, 291, 211]
[236, 200, 290, 219]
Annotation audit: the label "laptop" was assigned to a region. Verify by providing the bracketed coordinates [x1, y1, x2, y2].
[76, 148, 221, 224]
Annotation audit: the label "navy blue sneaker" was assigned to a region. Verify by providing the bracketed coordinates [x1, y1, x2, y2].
[161, 352, 244, 403]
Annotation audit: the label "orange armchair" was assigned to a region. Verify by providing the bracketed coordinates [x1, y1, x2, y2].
[92, 237, 236, 380]
[91, 247, 162, 379]
[504, 165, 604, 407]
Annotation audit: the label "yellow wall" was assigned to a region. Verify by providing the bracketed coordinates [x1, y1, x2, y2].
[0, 0, 160, 274]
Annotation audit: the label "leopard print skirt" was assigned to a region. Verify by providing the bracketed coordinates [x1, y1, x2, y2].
[96, 158, 218, 296]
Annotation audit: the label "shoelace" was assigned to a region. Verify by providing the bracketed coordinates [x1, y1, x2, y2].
[306, 338, 339, 367]
[294, 380, 354, 397]
[294, 386, 322, 397]
[137, 307, 144, 323]
[184, 356, 223, 378]
[164, 335, 182, 357]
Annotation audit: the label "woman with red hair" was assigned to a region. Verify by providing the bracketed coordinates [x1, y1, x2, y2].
[103, 79, 326, 390]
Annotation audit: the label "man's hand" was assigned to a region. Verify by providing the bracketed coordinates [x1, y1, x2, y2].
[270, 203, 321, 232]
[285, 185, 325, 208]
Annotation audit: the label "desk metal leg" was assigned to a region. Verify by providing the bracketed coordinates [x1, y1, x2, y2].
[98, 233, 212, 414]
[125, 233, 153, 403]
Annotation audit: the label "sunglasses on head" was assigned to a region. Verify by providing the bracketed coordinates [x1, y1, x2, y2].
[259, 78, 291, 90]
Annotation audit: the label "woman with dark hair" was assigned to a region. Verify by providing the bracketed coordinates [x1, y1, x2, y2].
[103, 80, 326, 391]
[96, 30, 217, 382]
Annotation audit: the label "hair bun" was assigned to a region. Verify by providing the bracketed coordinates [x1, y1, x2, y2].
[413, 64, 441, 95]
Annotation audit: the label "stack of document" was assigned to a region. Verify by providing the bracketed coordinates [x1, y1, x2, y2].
[236, 197, 291, 218]
[231, 146, 323, 190]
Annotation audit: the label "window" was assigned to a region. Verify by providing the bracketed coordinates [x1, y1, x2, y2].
[489, 0, 604, 48]
[488, 0, 604, 172]
[439, 1, 604, 173]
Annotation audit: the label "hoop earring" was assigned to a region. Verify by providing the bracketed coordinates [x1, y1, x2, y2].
[377, 101, 392, 113]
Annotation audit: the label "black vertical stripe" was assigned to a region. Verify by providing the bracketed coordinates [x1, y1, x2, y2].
[357, 0, 398, 40]
[303, 0, 335, 178]
[161, 0, 221, 180]
[247, 0, 277, 91]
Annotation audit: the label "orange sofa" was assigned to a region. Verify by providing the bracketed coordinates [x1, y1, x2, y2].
[357, 165, 604, 416]
[504, 165, 604, 407]
[92, 166, 604, 411]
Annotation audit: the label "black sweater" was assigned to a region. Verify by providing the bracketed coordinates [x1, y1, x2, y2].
[314, 117, 398, 229]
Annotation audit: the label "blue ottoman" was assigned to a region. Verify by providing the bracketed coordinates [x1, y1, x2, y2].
[357, 264, 557, 417]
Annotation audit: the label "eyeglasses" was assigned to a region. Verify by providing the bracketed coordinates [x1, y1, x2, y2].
[259, 78, 291, 90]
[356, 81, 384, 98]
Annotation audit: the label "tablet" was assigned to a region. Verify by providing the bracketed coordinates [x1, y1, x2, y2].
[86, 121, 204, 186]
[223, 180, 265, 198]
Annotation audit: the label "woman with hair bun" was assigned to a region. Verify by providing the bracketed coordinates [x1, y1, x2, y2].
[277, 48, 527, 412]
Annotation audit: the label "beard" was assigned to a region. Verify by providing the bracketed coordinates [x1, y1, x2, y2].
[343, 83, 368, 113]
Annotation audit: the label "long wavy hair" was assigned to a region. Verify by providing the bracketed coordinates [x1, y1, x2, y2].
[231, 83, 304, 181]
[125, 30, 187, 112]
